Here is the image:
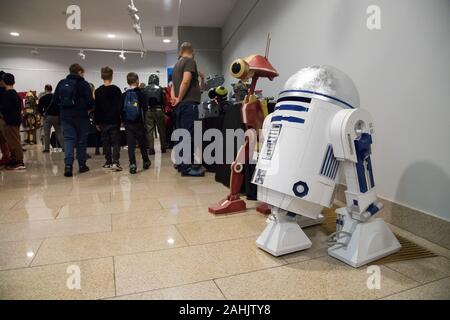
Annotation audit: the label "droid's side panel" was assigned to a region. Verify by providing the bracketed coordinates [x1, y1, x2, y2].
[253, 99, 342, 215]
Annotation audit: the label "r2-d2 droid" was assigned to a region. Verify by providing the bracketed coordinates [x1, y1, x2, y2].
[253, 65, 401, 267]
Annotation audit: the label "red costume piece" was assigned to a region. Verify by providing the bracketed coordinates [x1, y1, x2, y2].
[209, 53, 279, 214]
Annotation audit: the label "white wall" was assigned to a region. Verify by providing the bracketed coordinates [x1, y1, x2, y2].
[0, 46, 167, 93]
[222, 0, 450, 221]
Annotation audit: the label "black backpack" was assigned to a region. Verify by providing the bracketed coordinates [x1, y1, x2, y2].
[58, 79, 78, 108]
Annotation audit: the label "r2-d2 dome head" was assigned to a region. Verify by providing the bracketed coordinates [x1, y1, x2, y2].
[283, 65, 360, 109]
[255, 66, 360, 219]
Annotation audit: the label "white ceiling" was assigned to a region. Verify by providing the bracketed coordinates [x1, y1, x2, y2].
[0, 0, 237, 52]
[179, 0, 237, 28]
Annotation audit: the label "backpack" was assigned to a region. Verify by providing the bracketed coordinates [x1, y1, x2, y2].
[58, 79, 78, 108]
[123, 90, 140, 121]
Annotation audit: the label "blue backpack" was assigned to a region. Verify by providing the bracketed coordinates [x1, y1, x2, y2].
[58, 79, 78, 108]
[123, 90, 140, 121]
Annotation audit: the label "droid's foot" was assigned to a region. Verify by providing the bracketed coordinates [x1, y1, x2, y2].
[208, 198, 247, 214]
[328, 217, 401, 268]
[256, 208, 312, 256]
[256, 203, 271, 215]
[256, 218, 312, 256]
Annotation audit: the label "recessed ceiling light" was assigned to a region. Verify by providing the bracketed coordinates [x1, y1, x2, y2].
[10, 32, 20, 37]
[163, 39, 171, 43]
[107, 34, 116, 39]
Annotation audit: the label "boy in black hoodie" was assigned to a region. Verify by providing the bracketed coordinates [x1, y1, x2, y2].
[0, 73, 25, 170]
[122, 72, 151, 174]
[95, 67, 123, 171]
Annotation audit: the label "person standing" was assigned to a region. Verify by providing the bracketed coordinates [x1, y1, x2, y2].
[0, 73, 25, 170]
[39, 85, 64, 153]
[171, 42, 206, 177]
[53, 64, 94, 177]
[143, 74, 167, 155]
[94, 67, 123, 171]
[0, 71, 11, 167]
[121, 72, 151, 174]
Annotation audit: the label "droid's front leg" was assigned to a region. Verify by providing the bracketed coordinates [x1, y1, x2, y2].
[256, 206, 312, 256]
[208, 140, 249, 214]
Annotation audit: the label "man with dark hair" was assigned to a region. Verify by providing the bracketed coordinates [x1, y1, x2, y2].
[95, 67, 123, 171]
[0, 70, 11, 167]
[172, 42, 206, 176]
[0, 73, 25, 170]
[143, 74, 167, 155]
[39, 84, 63, 153]
[121, 72, 151, 174]
[53, 63, 95, 177]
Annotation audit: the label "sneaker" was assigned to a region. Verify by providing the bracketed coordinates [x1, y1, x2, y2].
[79, 165, 90, 174]
[102, 163, 113, 169]
[181, 166, 206, 177]
[7, 162, 26, 171]
[148, 149, 156, 156]
[42, 150, 50, 153]
[64, 165, 73, 177]
[129, 164, 137, 174]
[111, 163, 123, 172]
[86, 154, 92, 159]
[143, 161, 151, 170]
[161, 149, 167, 154]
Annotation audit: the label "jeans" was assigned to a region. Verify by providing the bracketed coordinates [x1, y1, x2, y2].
[175, 101, 199, 172]
[124, 122, 150, 165]
[61, 117, 89, 166]
[43, 115, 63, 151]
[101, 124, 121, 164]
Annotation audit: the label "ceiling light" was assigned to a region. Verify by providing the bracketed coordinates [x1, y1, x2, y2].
[10, 32, 20, 37]
[107, 34, 116, 39]
[30, 48, 39, 56]
[163, 39, 171, 43]
[119, 51, 126, 61]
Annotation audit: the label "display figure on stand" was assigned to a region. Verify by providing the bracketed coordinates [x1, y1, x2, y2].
[209, 36, 279, 214]
[22, 91, 42, 145]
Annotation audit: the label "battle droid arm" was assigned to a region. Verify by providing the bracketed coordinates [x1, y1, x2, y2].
[330, 109, 383, 222]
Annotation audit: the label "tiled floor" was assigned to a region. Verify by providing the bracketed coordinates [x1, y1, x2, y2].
[0, 145, 449, 300]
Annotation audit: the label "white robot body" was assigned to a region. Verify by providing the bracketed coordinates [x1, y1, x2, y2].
[254, 66, 401, 267]
[254, 96, 344, 219]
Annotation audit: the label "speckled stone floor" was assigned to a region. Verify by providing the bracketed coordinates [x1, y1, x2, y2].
[0, 145, 449, 300]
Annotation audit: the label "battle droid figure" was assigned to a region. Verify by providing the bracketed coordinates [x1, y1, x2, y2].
[209, 44, 279, 214]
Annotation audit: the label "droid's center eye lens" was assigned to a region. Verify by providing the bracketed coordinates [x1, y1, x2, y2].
[232, 63, 241, 74]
